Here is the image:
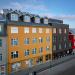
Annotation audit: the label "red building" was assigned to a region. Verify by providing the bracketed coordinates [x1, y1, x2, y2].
[69, 29, 75, 53]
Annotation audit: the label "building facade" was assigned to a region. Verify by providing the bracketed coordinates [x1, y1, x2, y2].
[0, 22, 7, 75]
[69, 29, 75, 52]
[0, 9, 70, 74]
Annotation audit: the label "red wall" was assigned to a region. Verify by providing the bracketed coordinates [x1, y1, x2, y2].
[69, 32, 75, 49]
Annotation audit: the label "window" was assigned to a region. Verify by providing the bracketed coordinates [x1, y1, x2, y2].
[36, 56, 43, 64]
[53, 45, 56, 50]
[74, 42, 75, 46]
[35, 17, 40, 23]
[0, 25, 2, 32]
[39, 37, 43, 43]
[24, 50, 29, 56]
[11, 27, 18, 33]
[53, 36, 56, 42]
[32, 48, 36, 54]
[0, 54, 2, 61]
[46, 28, 49, 33]
[32, 28, 37, 33]
[0, 39, 2, 47]
[12, 62, 21, 71]
[64, 29, 67, 33]
[24, 38, 29, 45]
[59, 36, 62, 41]
[46, 36, 50, 43]
[74, 36, 75, 39]
[69, 42, 72, 47]
[24, 15, 30, 22]
[39, 47, 43, 53]
[32, 38, 37, 44]
[59, 44, 61, 49]
[11, 51, 18, 59]
[11, 14, 18, 21]
[64, 43, 67, 48]
[24, 27, 29, 33]
[46, 46, 50, 51]
[39, 28, 42, 33]
[64, 36, 66, 41]
[11, 39, 18, 46]
[53, 28, 56, 33]
[59, 28, 62, 34]
[45, 54, 50, 61]
[44, 18, 48, 24]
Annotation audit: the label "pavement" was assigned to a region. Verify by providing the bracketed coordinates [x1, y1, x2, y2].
[37, 58, 75, 75]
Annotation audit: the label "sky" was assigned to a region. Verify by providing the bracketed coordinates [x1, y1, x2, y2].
[0, 0, 75, 28]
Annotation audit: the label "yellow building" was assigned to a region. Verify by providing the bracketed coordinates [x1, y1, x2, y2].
[6, 11, 53, 74]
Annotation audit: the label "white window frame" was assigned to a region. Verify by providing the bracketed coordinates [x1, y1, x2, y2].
[53, 28, 56, 33]
[24, 15, 30, 22]
[46, 46, 50, 51]
[32, 48, 36, 54]
[39, 28, 42, 33]
[32, 28, 37, 33]
[64, 29, 67, 33]
[11, 38, 18, 46]
[46, 28, 49, 33]
[35, 17, 40, 23]
[11, 51, 18, 58]
[44, 18, 48, 24]
[59, 28, 62, 34]
[24, 27, 29, 33]
[11, 27, 18, 33]
[39, 47, 43, 53]
[24, 50, 29, 56]
[11, 14, 18, 21]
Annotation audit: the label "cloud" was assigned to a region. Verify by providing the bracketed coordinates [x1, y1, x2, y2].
[39, 13, 75, 20]
[56, 15, 75, 20]
[3, 1, 75, 20]
[4, 1, 48, 13]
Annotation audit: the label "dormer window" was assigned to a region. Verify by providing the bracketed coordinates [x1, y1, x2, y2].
[44, 18, 48, 24]
[35, 17, 40, 23]
[11, 14, 18, 21]
[24, 15, 30, 22]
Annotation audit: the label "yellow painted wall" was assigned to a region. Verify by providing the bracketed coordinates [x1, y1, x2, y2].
[7, 24, 52, 73]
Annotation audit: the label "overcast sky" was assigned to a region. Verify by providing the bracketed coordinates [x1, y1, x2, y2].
[0, 0, 75, 28]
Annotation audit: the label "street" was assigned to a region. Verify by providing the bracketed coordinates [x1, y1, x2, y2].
[37, 58, 75, 75]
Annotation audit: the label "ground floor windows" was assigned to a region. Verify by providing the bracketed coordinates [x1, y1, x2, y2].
[36, 56, 43, 64]
[45, 54, 51, 61]
[12, 62, 21, 71]
[0, 65, 6, 75]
